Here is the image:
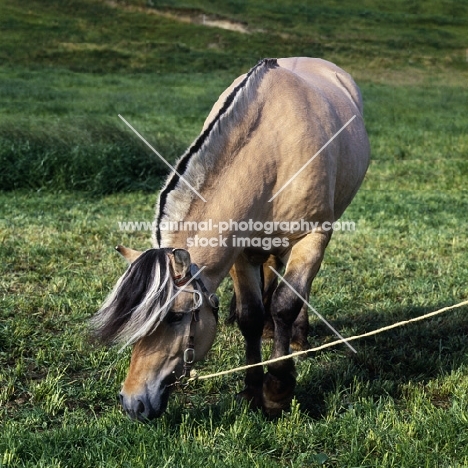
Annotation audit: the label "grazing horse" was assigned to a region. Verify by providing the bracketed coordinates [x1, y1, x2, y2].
[92, 57, 370, 421]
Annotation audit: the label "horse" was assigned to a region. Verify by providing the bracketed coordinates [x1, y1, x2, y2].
[92, 57, 370, 421]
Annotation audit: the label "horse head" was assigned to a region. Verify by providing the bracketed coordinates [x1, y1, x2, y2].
[92, 246, 218, 421]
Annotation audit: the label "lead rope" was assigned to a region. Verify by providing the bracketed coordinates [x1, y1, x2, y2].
[187, 298, 468, 383]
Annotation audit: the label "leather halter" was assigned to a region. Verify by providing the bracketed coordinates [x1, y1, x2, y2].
[172, 264, 219, 380]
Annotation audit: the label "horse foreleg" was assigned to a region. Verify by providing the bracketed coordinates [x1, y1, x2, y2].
[291, 303, 310, 351]
[229, 256, 265, 410]
[263, 230, 331, 417]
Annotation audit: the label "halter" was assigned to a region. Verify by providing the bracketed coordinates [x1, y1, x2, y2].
[171, 264, 219, 383]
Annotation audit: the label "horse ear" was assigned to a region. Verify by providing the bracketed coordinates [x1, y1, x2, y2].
[169, 248, 191, 280]
[115, 245, 143, 264]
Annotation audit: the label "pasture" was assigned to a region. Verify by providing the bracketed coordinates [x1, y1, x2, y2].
[1, 0, 468, 466]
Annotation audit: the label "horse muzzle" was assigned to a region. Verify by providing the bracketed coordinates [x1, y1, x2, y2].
[119, 383, 173, 421]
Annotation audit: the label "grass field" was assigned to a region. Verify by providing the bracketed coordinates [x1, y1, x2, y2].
[1, 0, 468, 466]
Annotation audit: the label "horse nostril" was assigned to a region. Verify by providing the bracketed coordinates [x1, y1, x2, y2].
[136, 399, 146, 417]
[119, 390, 168, 421]
[119, 393, 148, 421]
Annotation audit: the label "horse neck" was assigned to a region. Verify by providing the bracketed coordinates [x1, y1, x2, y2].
[154, 64, 279, 289]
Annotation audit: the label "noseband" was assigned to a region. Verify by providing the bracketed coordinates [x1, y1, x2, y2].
[172, 264, 219, 382]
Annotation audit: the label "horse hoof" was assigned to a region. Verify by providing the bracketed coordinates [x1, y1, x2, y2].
[236, 388, 263, 410]
[262, 372, 296, 418]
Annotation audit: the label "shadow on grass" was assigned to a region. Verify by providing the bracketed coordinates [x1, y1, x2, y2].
[296, 304, 468, 418]
[136, 304, 467, 425]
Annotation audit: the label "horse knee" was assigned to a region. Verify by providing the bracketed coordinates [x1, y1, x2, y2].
[270, 282, 305, 331]
[236, 301, 265, 339]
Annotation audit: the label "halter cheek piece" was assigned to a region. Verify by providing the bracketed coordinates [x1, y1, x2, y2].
[172, 263, 219, 382]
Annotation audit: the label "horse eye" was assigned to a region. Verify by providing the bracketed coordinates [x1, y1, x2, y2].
[167, 312, 184, 324]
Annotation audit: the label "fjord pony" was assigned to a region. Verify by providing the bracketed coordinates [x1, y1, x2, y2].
[92, 57, 370, 420]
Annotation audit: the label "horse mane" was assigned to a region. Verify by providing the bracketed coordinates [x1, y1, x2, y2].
[154, 58, 279, 246]
[91, 248, 175, 347]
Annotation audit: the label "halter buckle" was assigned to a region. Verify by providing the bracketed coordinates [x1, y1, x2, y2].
[184, 347, 195, 365]
[183, 346, 195, 378]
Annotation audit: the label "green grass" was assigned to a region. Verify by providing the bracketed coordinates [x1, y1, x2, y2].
[1, 74, 468, 193]
[1, 189, 467, 467]
[3, 0, 467, 73]
[1, 0, 468, 192]
[1, 0, 468, 466]
[0, 69, 234, 193]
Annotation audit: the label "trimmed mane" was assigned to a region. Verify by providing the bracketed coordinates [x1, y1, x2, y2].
[91, 248, 175, 347]
[154, 58, 279, 246]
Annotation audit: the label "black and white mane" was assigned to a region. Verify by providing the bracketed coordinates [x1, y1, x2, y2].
[154, 58, 279, 247]
[93, 59, 279, 348]
[91, 248, 175, 347]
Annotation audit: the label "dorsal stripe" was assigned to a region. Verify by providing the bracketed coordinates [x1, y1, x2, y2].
[155, 58, 278, 246]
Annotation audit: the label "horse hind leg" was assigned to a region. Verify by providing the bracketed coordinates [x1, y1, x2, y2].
[261, 255, 281, 340]
[226, 292, 237, 325]
[263, 230, 330, 417]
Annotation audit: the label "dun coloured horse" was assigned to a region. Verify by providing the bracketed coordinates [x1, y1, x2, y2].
[92, 57, 370, 421]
